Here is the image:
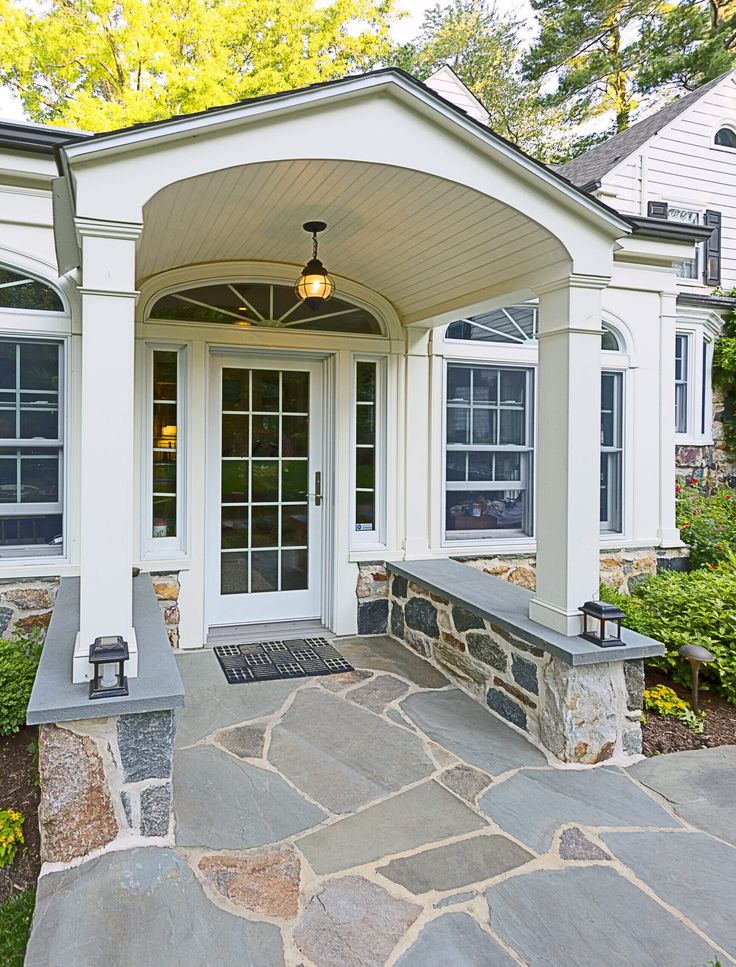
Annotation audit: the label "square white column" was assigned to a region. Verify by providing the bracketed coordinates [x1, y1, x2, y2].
[403, 328, 431, 558]
[529, 274, 608, 637]
[74, 219, 142, 682]
[657, 290, 682, 546]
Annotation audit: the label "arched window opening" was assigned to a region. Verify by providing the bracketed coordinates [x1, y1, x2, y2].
[446, 305, 623, 350]
[149, 281, 383, 335]
[0, 266, 64, 312]
[715, 127, 736, 149]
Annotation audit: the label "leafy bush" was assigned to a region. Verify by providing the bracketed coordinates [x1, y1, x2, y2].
[713, 286, 736, 451]
[601, 567, 736, 703]
[676, 481, 736, 568]
[0, 808, 24, 868]
[0, 888, 35, 967]
[644, 684, 704, 733]
[0, 630, 43, 736]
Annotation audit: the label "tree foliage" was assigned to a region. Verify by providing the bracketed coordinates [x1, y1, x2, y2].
[0, 0, 398, 130]
[392, 0, 572, 161]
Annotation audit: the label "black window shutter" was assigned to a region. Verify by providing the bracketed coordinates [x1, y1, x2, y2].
[704, 209, 722, 286]
[647, 201, 669, 219]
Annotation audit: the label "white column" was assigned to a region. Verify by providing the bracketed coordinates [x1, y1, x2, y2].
[529, 274, 608, 637]
[657, 290, 681, 546]
[74, 218, 142, 681]
[403, 328, 431, 558]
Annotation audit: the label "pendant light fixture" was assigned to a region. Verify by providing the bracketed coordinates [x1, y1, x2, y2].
[294, 221, 335, 310]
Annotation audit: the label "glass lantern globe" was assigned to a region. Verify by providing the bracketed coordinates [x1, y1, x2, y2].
[294, 221, 335, 310]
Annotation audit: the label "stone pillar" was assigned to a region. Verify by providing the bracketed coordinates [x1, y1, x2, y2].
[529, 275, 608, 637]
[75, 218, 142, 681]
[403, 328, 431, 558]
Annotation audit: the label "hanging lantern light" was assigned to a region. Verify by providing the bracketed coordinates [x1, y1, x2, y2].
[294, 221, 335, 310]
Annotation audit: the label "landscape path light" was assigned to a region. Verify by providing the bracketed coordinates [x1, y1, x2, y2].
[678, 643, 714, 714]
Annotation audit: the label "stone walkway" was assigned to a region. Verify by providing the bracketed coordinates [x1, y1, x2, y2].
[27, 635, 736, 967]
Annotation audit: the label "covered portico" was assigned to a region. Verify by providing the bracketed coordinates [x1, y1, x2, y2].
[54, 68, 636, 664]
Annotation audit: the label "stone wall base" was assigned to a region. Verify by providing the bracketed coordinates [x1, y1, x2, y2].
[151, 573, 181, 648]
[0, 578, 58, 638]
[38, 710, 175, 867]
[387, 572, 644, 765]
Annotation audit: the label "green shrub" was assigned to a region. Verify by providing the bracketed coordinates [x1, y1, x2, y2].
[601, 566, 736, 703]
[0, 889, 35, 967]
[0, 630, 43, 736]
[676, 481, 736, 568]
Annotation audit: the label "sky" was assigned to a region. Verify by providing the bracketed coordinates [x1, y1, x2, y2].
[0, 0, 535, 123]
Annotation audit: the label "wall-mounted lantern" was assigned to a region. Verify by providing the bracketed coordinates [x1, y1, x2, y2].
[294, 221, 335, 310]
[579, 600, 625, 647]
[89, 635, 129, 699]
[678, 643, 714, 714]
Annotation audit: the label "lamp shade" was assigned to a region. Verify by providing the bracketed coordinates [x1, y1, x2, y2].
[294, 257, 335, 308]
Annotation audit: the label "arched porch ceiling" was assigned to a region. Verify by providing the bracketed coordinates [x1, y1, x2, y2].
[138, 159, 570, 324]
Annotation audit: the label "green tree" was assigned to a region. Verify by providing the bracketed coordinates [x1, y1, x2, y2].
[392, 0, 571, 161]
[0, 0, 398, 130]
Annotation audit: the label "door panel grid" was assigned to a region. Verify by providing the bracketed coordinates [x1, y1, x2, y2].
[220, 367, 310, 595]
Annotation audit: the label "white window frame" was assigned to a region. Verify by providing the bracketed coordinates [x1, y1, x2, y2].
[142, 342, 188, 559]
[712, 123, 736, 153]
[350, 354, 387, 549]
[666, 204, 707, 284]
[442, 361, 535, 543]
[674, 322, 715, 445]
[601, 370, 624, 533]
[0, 335, 68, 561]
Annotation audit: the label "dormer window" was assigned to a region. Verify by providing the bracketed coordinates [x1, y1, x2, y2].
[715, 126, 736, 149]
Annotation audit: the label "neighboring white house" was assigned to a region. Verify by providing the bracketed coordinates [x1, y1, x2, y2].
[0, 68, 714, 657]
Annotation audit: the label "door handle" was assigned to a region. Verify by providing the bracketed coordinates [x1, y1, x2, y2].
[300, 471, 322, 506]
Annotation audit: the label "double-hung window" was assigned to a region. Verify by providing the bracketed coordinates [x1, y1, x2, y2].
[0, 340, 64, 557]
[600, 371, 623, 532]
[675, 333, 690, 434]
[352, 357, 386, 547]
[444, 364, 533, 539]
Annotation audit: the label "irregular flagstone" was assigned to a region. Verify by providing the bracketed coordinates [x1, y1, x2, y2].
[479, 767, 680, 853]
[175, 652, 299, 747]
[335, 635, 449, 688]
[25, 847, 285, 967]
[435, 891, 478, 909]
[603, 830, 736, 957]
[395, 913, 518, 966]
[216, 723, 267, 759]
[629, 747, 736, 846]
[198, 846, 301, 920]
[174, 745, 326, 849]
[439, 763, 492, 803]
[346, 673, 410, 713]
[486, 866, 720, 967]
[268, 689, 434, 813]
[378, 834, 533, 894]
[558, 827, 610, 861]
[293, 875, 421, 967]
[298, 780, 487, 875]
[400, 689, 545, 775]
[319, 669, 373, 693]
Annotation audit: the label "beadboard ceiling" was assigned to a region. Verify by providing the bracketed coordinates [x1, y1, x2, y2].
[138, 159, 566, 323]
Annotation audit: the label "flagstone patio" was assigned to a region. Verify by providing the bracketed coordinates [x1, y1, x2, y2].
[26, 635, 736, 967]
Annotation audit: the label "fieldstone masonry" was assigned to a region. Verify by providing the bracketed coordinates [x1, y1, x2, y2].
[152, 572, 181, 648]
[38, 710, 175, 864]
[0, 578, 58, 637]
[676, 387, 736, 487]
[387, 572, 643, 764]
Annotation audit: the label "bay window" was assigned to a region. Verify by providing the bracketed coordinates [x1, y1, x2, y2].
[0, 339, 64, 557]
[675, 333, 690, 434]
[444, 364, 533, 539]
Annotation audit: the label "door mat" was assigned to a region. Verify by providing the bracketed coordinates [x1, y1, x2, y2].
[213, 637, 353, 684]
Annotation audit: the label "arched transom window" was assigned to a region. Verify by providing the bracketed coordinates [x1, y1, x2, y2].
[446, 304, 622, 350]
[0, 266, 64, 312]
[715, 126, 736, 149]
[149, 281, 383, 334]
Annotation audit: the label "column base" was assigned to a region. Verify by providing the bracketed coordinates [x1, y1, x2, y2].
[73, 627, 138, 684]
[528, 598, 583, 637]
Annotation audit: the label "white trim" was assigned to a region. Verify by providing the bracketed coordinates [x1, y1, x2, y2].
[350, 354, 388, 550]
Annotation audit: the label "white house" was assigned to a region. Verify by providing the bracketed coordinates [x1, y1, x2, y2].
[0, 67, 715, 674]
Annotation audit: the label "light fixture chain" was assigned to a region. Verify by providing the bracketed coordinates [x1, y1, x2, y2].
[312, 231, 318, 260]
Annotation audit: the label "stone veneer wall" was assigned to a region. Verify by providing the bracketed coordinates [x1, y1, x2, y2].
[37, 710, 175, 865]
[356, 548, 689, 634]
[387, 572, 645, 765]
[676, 388, 736, 487]
[0, 578, 59, 638]
[151, 572, 180, 648]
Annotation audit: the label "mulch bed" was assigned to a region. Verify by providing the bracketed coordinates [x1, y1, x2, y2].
[0, 726, 40, 904]
[642, 669, 736, 756]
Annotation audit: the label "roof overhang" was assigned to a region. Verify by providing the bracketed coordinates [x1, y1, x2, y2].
[629, 216, 714, 245]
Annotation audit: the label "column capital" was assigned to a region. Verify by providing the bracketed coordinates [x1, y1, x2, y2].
[536, 272, 611, 296]
[75, 216, 143, 241]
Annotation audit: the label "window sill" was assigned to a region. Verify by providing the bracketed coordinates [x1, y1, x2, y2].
[0, 560, 77, 579]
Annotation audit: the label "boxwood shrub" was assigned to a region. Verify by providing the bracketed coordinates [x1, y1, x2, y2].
[0, 630, 43, 736]
[601, 566, 736, 704]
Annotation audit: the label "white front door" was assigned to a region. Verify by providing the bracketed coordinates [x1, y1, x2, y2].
[207, 355, 324, 627]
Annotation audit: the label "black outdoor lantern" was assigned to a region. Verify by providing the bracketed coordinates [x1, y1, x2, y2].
[579, 600, 626, 647]
[294, 221, 335, 310]
[88, 635, 129, 699]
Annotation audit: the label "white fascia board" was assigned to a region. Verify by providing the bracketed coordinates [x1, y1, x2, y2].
[61, 72, 631, 241]
[614, 233, 696, 266]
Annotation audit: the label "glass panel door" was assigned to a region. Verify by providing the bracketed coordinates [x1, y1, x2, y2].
[209, 357, 323, 626]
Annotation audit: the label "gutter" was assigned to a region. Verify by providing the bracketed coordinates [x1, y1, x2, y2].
[628, 216, 714, 244]
[677, 292, 736, 311]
